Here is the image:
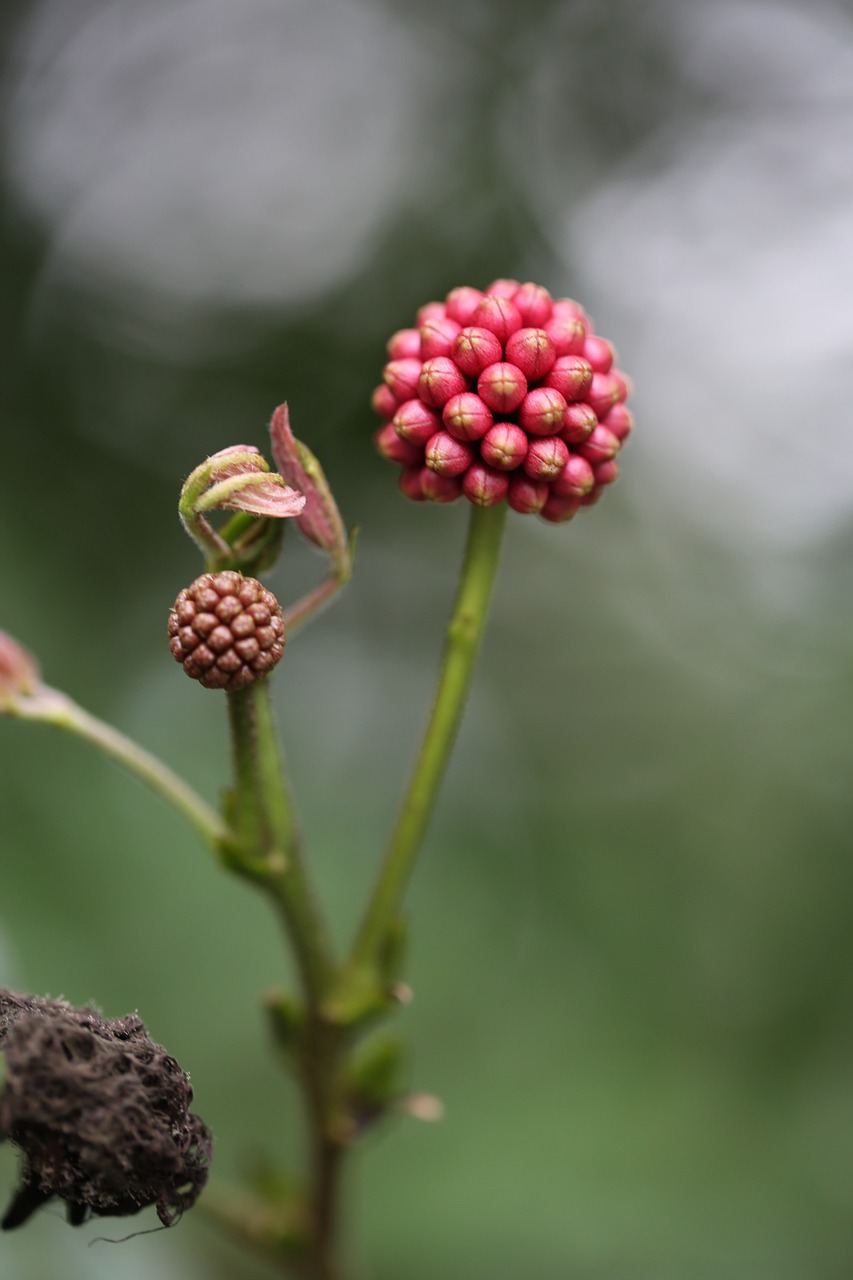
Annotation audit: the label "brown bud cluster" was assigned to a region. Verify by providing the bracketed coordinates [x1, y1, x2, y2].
[168, 571, 285, 690]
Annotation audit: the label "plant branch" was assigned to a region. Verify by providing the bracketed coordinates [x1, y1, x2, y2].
[5, 686, 229, 854]
[350, 501, 507, 970]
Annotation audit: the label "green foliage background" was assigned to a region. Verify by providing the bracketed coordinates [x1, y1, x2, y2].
[2, 1, 853, 1276]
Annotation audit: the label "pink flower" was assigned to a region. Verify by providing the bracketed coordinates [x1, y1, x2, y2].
[373, 281, 632, 520]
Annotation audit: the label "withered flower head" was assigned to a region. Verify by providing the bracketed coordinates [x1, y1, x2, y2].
[0, 990, 212, 1230]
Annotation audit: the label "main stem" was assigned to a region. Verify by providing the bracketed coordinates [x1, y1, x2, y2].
[227, 682, 343, 1280]
[227, 681, 333, 1005]
[351, 502, 507, 969]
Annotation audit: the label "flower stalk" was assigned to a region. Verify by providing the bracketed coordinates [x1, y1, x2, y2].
[351, 500, 507, 971]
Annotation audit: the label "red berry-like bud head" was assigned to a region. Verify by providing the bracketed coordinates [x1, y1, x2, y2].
[168, 572, 285, 691]
[374, 283, 632, 520]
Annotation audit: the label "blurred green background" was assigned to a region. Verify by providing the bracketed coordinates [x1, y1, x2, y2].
[2, 0, 853, 1276]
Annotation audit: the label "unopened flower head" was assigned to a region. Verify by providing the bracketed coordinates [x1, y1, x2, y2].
[372, 281, 633, 521]
[168, 572, 285, 691]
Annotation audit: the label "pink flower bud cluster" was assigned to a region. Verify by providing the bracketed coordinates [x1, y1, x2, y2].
[372, 280, 633, 522]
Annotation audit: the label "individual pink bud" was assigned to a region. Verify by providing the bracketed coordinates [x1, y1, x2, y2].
[544, 356, 593, 403]
[374, 422, 424, 467]
[444, 286, 484, 325]
[442, 392, 494, 441]
[593, 459, 620, 486]
[421, 467, 462, 503]
[507, 475, 549, 515]
[523, 435, 569, 481]
[504, 328, 556, 381]
[519, 387, 568, 436]
[387, 328, 422, 360]
[393, 399, 443, 446]
[480, 422, 529, 470]
[583, 335, 615, 372]
[579, 424, 621, 464]
[462, 462, 510, 508]
[485, 278, 520, 298]
[399, 467, 427, 501]
[588, 371, 627, 417]
[552, 297, 588, 324]
[579, 487, 604, 506]
[540, 493, 581, 524]
[425, 430, 475, 477]
[477, 362, 528, 413]
[384, 358, 423, 403]
[420, 316, 462, 359]
[561, 402, 598, 444]
[416, 300, 447, 326]
[0, 631, 41, 700]
[601, 402, 633, 441]
[371, 384, 399, 419]
[470, 294, 523, 345]
[513, 282, 553, 328]
[544, 315, 586, 356]
[418, 357, 469, 408]
[552, 454, 595, 498]
[453, 326, 503, 376]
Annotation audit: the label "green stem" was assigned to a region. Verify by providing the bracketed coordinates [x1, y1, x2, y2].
[351, 501, 507, 968]
[6, 686, 228, 853]
[227, 681, 334, 1006]
[281, 575, 345, 638]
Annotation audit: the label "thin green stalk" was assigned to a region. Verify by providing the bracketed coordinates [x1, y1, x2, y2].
[227, 681, 334, 1005]
[281, 574, 346, 638]
[351, 501, 507, 969]
[6, 686, 228, 853]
